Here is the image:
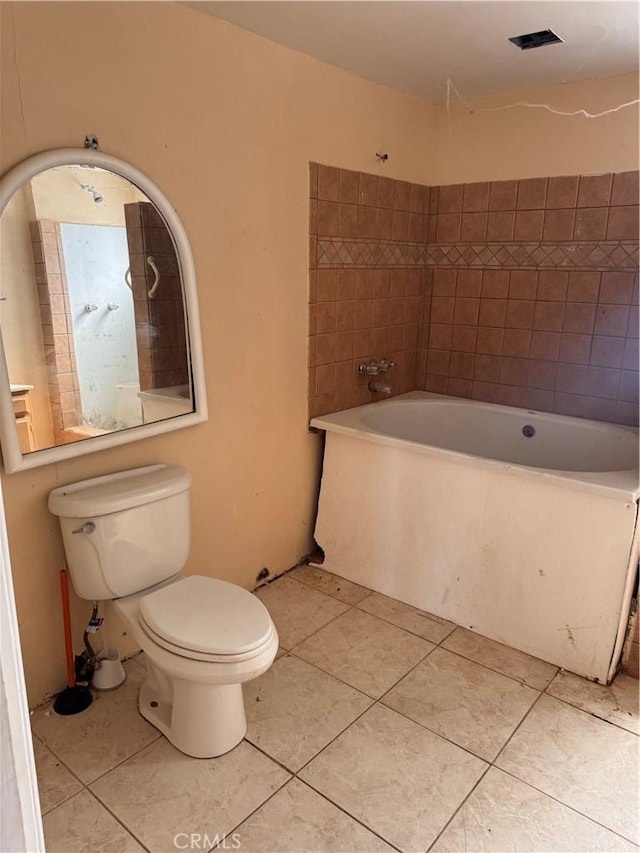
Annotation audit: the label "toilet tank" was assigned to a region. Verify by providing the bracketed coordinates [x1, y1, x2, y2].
[48, 465, 192, 601]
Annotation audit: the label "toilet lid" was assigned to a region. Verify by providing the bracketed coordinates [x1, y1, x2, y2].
[138, 576, 274, 656]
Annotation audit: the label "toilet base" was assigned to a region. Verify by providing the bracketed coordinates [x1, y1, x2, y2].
[139, 677, 247, 758]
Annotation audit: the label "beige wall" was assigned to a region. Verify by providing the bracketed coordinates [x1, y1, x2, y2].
[31, 166, 147, 226]
[0, 1, 435, 705]
[432, 73, 639, 185]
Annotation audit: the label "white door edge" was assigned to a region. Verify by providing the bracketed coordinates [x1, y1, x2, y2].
[0, 475, 45, 853]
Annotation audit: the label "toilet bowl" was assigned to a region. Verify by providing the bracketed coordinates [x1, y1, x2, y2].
[115, 575, 278, 757]
[48, 464, 279, 758]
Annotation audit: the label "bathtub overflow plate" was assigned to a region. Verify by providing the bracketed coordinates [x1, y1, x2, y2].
[522, 424, 536, 438]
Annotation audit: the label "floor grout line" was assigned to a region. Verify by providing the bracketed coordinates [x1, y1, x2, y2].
[424, 762, 493, 852]
[491, 764, 640, 848]
[83, 788, 153, 853]
[289, 568, 638, 733]
[33, 569, 639, 852]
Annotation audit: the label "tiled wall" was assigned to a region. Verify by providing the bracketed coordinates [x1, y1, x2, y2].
[308, 165, 639, 426]
[124, 202, 189, 391]
[419, 173, 639, 425]
[30, 219, 83, 441]
[308, 164, 430, 418]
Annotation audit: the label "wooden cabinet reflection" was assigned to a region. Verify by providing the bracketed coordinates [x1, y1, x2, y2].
[11, 387, 36, 452]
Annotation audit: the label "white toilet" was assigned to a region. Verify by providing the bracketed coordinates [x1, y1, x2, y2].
[48, 464, 279, 759]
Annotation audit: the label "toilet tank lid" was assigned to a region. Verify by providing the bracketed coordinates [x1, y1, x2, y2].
[48, 464, 192, 518]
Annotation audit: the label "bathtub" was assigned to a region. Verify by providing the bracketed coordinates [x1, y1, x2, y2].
[311, 391, 639, 683]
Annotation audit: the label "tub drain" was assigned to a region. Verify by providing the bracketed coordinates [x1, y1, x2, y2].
[522, 424, 536, 438]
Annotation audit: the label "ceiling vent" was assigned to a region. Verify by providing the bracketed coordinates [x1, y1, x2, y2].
[508, 29, 564, 50]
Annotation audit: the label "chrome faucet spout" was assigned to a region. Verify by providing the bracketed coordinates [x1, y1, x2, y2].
[369, 381, 392, 395]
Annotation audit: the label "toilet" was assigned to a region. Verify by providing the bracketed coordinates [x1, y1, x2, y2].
[48, 464, 279, 759]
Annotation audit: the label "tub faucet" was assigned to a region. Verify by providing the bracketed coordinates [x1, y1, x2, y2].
[358, 358, 396, 376]
[369, 381, 392, 394]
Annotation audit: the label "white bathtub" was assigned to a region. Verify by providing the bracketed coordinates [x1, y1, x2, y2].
[311, 391, 639, 683]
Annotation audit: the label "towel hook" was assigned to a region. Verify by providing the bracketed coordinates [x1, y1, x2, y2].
[147, 256, 160, 299]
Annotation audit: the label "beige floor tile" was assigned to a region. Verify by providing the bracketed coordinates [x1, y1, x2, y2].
[245, 654, 372, 771]
[294, 608, 434, 698]
[432, 767, 636, 852]
[546, 670, 639, 734]
[32, 736, 82, 814]
[442, 627, 558, 689]
[43, 789, 145, 852]
[358, 592, 456, 643]
[383, 647, 539, 760]
[496, 694, 640, 843]
[300, 704, 487, 853]
[31, 659, 160, 784]
[255, 576, 349, 649]
[232, 778, 394, 852]
[290, 565, 372, 605]
[91, 737, 290, 853]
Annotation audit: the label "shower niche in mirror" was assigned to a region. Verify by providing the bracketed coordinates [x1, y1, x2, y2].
[0, 147, 207, 472]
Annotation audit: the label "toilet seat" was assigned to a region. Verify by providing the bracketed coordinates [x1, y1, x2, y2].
[138, 575, 275, 662]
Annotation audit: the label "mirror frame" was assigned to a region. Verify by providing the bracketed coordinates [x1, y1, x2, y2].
[0, 147, 207, 473]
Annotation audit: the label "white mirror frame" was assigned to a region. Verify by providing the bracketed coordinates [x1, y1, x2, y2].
[0, 147, 207, 473]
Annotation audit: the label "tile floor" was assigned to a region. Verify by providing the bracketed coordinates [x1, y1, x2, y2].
[32, 565, 639, 853]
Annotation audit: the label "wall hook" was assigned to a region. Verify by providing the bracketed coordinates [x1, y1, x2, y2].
[376, 152, 389, 162]
[84, 134, 99, 150]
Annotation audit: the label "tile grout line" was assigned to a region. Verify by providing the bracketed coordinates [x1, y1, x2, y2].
[83, 788, 153, 853]
[202, 769, 293, 853]
[41, 785, 152, 853]
[215, 767, 403, 853]
[292, 565, 562, 688]
[424, 763, 493, 852]
[287, 634, 436, 704]
[35, 724, 163, 809]
[34, 569, 639, 851]
[543, 677, 640, 736]
[261, 574, 637, 773]
[289, 568, 638, 733]
[490, 687, 547, 768]
[290, 775, 404, 853]
[261, 574, 640, 843]
[491, 764, 640, 848]
[271, 579, 362, 653]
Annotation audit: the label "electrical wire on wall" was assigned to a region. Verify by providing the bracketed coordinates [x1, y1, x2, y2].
[444, 77, 640, 134]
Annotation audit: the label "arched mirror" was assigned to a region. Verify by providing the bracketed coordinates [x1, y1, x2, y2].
[0, 147, 207, 472]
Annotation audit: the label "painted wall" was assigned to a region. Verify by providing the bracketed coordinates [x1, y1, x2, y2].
[0, 1, 435, 705]
[432, 73, 639, 185]
[31, 166, 146, 227]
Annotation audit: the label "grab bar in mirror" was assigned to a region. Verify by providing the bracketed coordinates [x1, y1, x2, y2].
[147, 256, 160, 299]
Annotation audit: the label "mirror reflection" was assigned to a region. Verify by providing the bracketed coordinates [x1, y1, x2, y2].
[0, 165, 193, 454]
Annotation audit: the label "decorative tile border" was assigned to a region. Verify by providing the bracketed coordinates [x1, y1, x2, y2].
[317, 239, 639, 271]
